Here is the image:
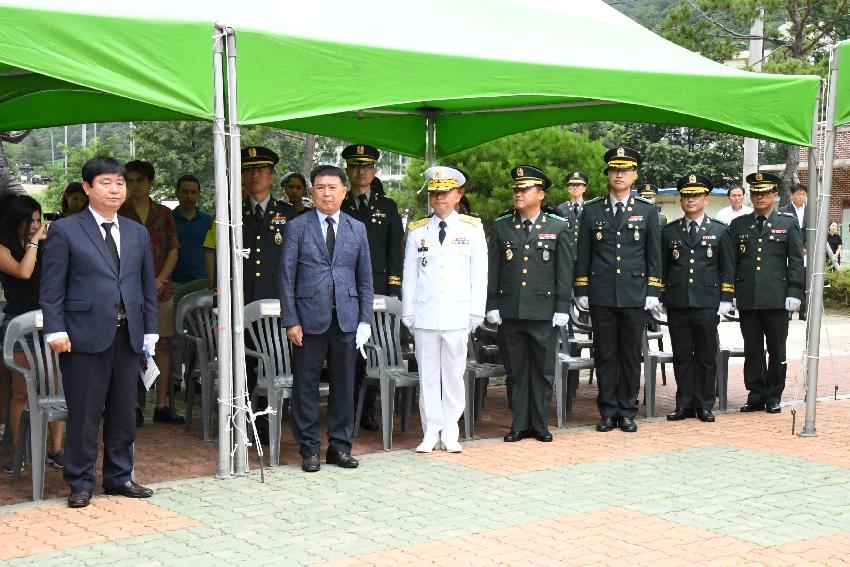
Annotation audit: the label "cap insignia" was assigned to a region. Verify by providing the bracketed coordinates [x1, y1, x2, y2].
[689, 174, 696, 183]
[248, 147, 257, 158]
[616, 147, 625, 157]
[756, 172, 763, 181]
[517, 167, 524, 177]
[357, 145, 365, 154]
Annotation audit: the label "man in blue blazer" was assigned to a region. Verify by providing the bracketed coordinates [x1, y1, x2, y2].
[279, 165, 374, 472]
[41, 156, 159, 508]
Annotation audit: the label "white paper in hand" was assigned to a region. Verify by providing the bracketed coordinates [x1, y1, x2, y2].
[140, 356, 160, 391]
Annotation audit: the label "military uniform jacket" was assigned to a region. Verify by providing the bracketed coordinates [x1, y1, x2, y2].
[722, 210, 804, 310]
[555, 201, 582, 245]
[341, 192, 403, 297]
[574, 195, 663, 308]
[661, 216, 734, 309]
[402, 212, 487, 330]
[243, 197, 297, 304]
[486, 209, 573, 320]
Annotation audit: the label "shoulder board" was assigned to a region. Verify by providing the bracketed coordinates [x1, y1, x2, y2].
[584, 196, 604, 205]
[546, 213, 567, 222]
[495, 213, 512, 222]
[709, 216, 728, 226]
[778, 211, 795, 218]
[634, 196, 653, 205]
[458, 214, 481, 226]
[408, 217, 430, 230]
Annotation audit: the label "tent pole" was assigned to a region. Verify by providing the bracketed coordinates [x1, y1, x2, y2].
[224, 27, 249, 474]
[805, 87, 821, 294]
[425, 115, 437, 167]
[801, 49, 840, 437]
[213, 25, 233, 477]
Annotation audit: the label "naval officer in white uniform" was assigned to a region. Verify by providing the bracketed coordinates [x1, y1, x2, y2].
[402, 166, 487, 453]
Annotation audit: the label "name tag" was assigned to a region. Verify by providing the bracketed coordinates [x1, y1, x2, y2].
[452, 237, 469, 245]
[771, 228, 788, 234]
[628, 215, 644, 222]
[538, 233, 556, 240]
[702, 235, 717, 240]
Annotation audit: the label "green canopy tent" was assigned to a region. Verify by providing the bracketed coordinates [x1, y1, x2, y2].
[803, 40, 850, 437]
[0, 1, 826, 478]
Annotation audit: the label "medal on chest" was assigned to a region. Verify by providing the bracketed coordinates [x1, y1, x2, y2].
[418, 239, 429, 267]
[634, 228, 640, 241]
[274, 232, 282, 245]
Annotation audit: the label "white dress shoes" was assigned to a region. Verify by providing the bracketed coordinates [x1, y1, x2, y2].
[416, 436, 440, 453]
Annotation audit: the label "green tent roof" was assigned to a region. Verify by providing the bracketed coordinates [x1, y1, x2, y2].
[835, 40, 850, 127]
[0, 0, 820, 156]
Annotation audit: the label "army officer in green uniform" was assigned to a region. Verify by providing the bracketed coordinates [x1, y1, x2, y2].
[661, 174, 735, 423]
[638, 183, 667, 226]
[722, 171, 804, 414]
[574, 147, 662, 433]
[486, 165, 573, 443]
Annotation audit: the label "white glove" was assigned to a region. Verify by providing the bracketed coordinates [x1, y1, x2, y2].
[552, 312, 569, 327]
[717, 301, 733, 316]
[143, 334, 159, 358]
[401, 316, 414, 329]
[785, 297, 802, 312]
[355, 323, 372, 359]
[644, 296, 660, 311]
[576, 296, 589, 310]
[469, 315, 484, 332]
[485, 310, 502, 325]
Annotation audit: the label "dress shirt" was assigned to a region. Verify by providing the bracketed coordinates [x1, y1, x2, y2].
[316, 209, 342, 240]
[249, 194, 271, 216]
[793, 204, 806, 228]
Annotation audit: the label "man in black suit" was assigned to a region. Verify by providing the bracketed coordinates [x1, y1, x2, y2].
[340, 144, 403, 432]
[279, 165, 374, 473]
[782, 183, 808, 320]
[41, 156, 159, 508]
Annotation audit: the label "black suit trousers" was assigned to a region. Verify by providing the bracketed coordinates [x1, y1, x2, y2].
[61, 324, 138, 493]
[667, 308, 719, 410]
[590, 306, 646, 419]
[739, 309, 789, 406]
[498, 319, 555, 433]
[290, 312, 356, 458]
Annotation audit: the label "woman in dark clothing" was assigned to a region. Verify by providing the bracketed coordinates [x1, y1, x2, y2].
[828, 222, 843, 266]
[0, 195, 64, 473]
[59, 181, 87, 217]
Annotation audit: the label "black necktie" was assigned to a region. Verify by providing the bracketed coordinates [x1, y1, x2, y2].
[689, 220, 698, 241]
[101, 222, 119, 271]
[325, 217, 336, 259]
[439, 220, 447, 245]
[757, 215, 766, 232]
[614, 202, 624, 226]
[358, 194, 368, 218]
[573, 203, 580, 218]
[254, 203, 263, 225]
[523, 219, 532, 237]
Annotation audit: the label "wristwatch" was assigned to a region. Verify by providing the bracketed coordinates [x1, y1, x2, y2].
[26, 242, 38, 249]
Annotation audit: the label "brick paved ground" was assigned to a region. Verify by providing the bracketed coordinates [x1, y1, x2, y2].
[2, 315, 850, 565]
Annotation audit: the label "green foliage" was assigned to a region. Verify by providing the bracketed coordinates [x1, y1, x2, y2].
[399, 127, 607, 225]
[824, 269, 850, 311]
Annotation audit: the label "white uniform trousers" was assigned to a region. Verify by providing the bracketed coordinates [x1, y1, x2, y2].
[413, 328, 468, 442]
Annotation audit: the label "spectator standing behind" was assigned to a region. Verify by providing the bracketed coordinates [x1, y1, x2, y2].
[782, 183, 808, 320]
[170, 175, 212, 392]
[574, 147, 662, 434]
[0, 195, 64, 474]
[0, 131, 31, 198]
[281, 172, 311, 215]
[402, 166, 487, 453]
[828, 222, 842, 265]
[340, 144, 403, 433]
[59, 182, 88, 218]
[556, 171, 589, 246]
[279, 165, 373, 473]
[715, 185, 753, 225]
[723, 172, 804, 414]
[41, 156, 158, 508]
[118, 160, 184, 425]
[660, 174, 735, 424]
[638, 184, 667, 225]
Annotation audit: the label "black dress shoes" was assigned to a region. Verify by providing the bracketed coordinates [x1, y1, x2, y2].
[766, 403, 782, 414]
[533, 429, 553, 442]
[696, 409, 716, 422]
[68, 491, 92, 508]
[666, 408, 695, 421]
[618, 416, 638, 432]
[104, 480, 154, 498]
[302, 455, 320, 472]
[503, 430, 527, 442]
[360, 415, 380, 432]
[596, 417, 616, 432]
[327, 450, 359, 469]
[740, 402, 766, 412]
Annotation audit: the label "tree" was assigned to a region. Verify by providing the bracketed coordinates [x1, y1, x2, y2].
[659, 0, 848, 204]
[399, 127, 608, 225]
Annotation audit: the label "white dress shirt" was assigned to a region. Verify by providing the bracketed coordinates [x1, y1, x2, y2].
[715, 204, 753, 224]
[315, 208, 341, 240]
[249, 194, 271, 216]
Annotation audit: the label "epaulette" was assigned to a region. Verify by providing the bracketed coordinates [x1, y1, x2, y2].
[634, 195, 653, 205]
[408, 216, 431, 230]
[779, 211, 795, 218]
[709, 216, 728, 226]
[494, 213, 512, 222]
[583, 196, 603, 205]
[458, 214, 481, 226]
[546, 212, 567, 222]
